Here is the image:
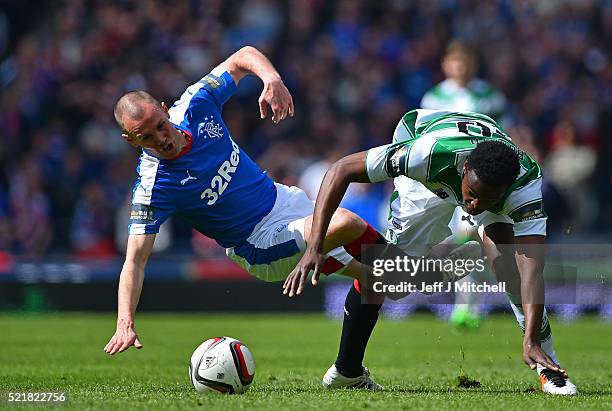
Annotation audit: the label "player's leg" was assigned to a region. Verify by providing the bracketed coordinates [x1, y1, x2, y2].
[324, 182, 457, 390]
[302, 207, 392, 265]
[323, 198, 487, 389]
[313, 199, 466, 388]
[322, 278, 383, 390]
[304, 207, 367, 253]
[226, 182, 389, 282]
[447, 207, 483, 329]
[225, 183, 361, 282]
[481, 223, 577, 395]
[300, 211, 386, 387]
[481, 224, 558, 362]
[507, 300, 576, 394]
[307, 207, 390, 389]
[224, 183, 385, 389]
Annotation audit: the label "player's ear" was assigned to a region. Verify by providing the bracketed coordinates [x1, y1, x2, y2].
[161, 101, 169, 115]
[462, 160, 468, 175]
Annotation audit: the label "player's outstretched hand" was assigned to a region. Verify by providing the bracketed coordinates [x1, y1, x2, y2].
[104, 323, 143, 355]
[259, 77, 294, 124]
[523, 342, 567, 377]
[283, 248, 325, 297]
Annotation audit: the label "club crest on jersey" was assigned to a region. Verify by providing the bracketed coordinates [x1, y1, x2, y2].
[198, 117, 224, 139]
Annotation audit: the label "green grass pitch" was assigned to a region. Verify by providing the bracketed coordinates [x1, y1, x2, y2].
[1, 312, 611, 410]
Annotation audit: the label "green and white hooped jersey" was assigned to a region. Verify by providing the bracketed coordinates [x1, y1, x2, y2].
[421, 79, 507, 121]
[366, 109, 546, 236]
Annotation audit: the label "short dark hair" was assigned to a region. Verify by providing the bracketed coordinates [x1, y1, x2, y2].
[466, 141, 520, 187]
[114, 90, 160, 129]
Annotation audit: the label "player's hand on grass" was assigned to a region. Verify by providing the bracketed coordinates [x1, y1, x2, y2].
[523, 341, 567, 377]
[104, 321, 143, 355]
[283, 248, 325, 297]
[259, 77, 294, 124]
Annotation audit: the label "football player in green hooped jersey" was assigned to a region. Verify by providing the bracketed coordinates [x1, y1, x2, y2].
[285, 109, 578, 395]
[421, 40, 508, 123]
[422, 39, 510, 329]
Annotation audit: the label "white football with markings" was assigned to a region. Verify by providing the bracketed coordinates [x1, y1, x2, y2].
[189, 337, 255, 394]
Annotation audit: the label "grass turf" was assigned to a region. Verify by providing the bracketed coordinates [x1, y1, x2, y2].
[0, 312, 610, 410]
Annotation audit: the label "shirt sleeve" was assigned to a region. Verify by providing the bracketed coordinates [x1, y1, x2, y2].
[365, 140, 416, 183]
[391, 116, 415, 144]
[366, 123, 447, 184]
[128, 204, 172, 235]
[365, 144, 394, 183]
[128, 175, 175, 235]
[196, 66, 238, 109]
[128, 203, 174, 235]
[503, 177, 547, 237]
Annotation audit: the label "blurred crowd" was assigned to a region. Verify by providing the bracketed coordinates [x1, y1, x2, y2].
[0, 0, 610, 258]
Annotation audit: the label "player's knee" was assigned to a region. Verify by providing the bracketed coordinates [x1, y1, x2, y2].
[333, 208, 367, 237]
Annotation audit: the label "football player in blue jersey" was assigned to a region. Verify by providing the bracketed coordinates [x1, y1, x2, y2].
[103, 47, 386, 390]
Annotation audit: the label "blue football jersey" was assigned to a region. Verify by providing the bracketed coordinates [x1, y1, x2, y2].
[128, 67, 277, 248]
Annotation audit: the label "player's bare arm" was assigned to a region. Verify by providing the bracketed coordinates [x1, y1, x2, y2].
[481, 224, 565, 375]
[515, 235, 567, 377]
[219, 46, 294, 123]
[104, 233, 156, 355]
[283, 152, 370, 297]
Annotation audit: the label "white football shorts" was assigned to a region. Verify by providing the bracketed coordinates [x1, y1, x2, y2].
[226, 183, 352, 282]
[387, 177, 514, 256]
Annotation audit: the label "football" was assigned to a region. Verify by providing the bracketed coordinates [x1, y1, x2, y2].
[189, 337, 255, 394]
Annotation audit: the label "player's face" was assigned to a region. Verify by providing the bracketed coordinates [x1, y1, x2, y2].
[122, 103, 185, 160]
[460, 168, 506, 215]
[442, 52, 475, 84]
